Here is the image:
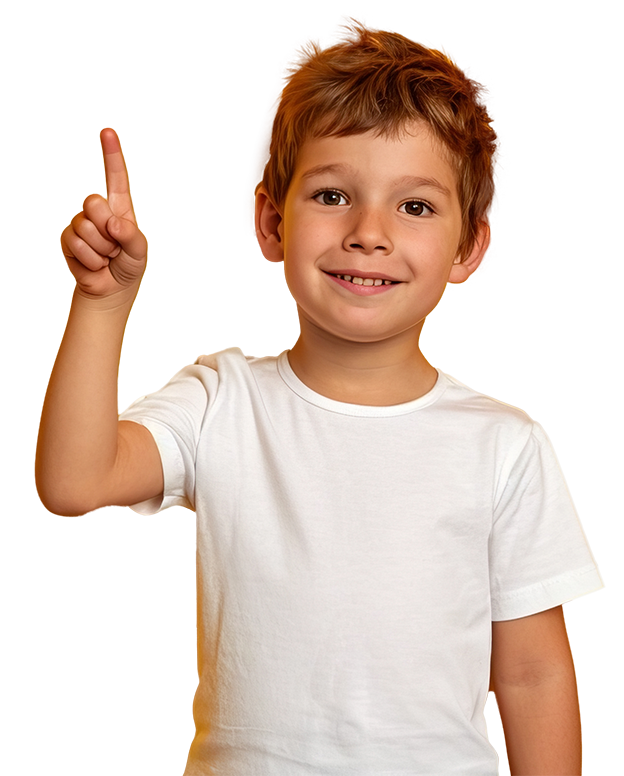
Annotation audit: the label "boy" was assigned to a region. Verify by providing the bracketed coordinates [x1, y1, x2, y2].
[36, 24, 601, 775]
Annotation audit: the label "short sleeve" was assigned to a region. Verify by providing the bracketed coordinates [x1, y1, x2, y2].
[119, 363, 220, 515]
[489, 422, 602, 620]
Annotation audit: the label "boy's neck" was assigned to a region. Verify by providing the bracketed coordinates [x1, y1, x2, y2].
[288, 321, 438, 407]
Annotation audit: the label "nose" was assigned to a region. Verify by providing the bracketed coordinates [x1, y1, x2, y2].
[342, 206, 393, 255]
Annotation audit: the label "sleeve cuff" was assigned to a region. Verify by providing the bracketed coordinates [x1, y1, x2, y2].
[122, 419, 194, 515]
[491, 564, 604, 621]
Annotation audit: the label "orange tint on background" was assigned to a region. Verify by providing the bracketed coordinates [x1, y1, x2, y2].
[35, 11, 604, 776]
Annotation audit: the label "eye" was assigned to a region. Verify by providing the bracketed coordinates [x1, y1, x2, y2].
[313, 189, 349, 207]
[400, 200, 433, 217]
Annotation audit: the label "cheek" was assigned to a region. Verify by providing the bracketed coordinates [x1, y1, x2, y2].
[282, 252, 310, 301]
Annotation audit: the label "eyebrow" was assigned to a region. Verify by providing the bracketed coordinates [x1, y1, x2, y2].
[300, 163, 351, 180]
[300, 165, 452, 198]
[394, 176, 452, 198]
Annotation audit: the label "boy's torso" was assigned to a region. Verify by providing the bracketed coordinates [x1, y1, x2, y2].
[190, 351, 498, 771]
[121, 349, 598, 775]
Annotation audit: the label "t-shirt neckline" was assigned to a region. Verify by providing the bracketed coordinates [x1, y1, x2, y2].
[276, 351, 448, 417]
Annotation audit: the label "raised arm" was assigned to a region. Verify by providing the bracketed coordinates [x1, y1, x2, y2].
[36, 129, 163, 515]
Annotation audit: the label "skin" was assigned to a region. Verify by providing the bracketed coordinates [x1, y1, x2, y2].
[256, 124, 489, 406]
[35, 129, 162, 516]
[37, 128, 582, 774]
[491, 606, 582, 775]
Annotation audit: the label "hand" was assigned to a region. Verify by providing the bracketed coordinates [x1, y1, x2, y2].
[61, 128, 148, 300]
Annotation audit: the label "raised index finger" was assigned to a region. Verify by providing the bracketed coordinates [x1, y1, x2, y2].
[100, 128, 135, 221]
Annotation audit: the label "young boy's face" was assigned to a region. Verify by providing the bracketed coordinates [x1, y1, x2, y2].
[263, 122, 484, 348]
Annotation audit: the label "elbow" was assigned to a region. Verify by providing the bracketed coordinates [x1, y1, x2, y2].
[36, 484, 92, 516]
[35, 441, 113, 515]
[35, 467, 100, 517]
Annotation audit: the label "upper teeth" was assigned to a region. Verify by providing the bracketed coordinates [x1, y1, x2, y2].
[335, 274, 392, 286]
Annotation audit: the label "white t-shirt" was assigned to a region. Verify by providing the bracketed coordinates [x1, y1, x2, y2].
[121, 348, 602, 775]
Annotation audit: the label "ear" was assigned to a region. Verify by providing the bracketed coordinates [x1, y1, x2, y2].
[255, 185, 284, 263]
[448, 220, 490, 284]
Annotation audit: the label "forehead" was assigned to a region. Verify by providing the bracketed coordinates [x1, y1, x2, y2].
[291, 123, 459, 195]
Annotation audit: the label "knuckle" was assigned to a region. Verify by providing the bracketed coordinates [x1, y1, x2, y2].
[83, 193, 100, 207]
[71, 211, 85, 231]
[83, 193, 105, 215]
[69, 217, 92, 246]
[78, 215, 98, 241]
[61, 229, 94, 266]
[60, 225, 78, 252]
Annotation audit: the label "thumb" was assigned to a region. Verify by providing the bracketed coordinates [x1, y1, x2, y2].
[106, 215, 147, 259]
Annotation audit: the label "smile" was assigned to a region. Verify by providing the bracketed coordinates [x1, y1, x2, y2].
[324, 270, 401, 286]
[326, 272, 398, 286]
[324, 271, 400, 296]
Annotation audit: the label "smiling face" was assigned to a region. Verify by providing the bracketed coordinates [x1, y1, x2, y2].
[257, 122, 488, 349]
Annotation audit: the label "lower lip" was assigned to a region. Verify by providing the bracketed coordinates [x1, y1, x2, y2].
[326, 274, 398, 296]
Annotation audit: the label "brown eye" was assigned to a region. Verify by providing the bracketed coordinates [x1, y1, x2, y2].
[314, 190, 347, 206]
[401, 200, 432, 216]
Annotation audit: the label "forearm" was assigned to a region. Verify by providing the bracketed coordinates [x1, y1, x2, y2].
[36, 286, 136, 514]
[495, 668, 581, 775]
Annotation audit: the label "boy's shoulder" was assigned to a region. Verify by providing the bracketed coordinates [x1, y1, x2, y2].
[440, 370, 532, 421]
[438, 372, 546, 446]
[438, 370, 532, 423]
[196, 347, 272, 373]
[193, 347, 279, 398]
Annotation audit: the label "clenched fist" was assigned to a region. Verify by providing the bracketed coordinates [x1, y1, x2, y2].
[61, 129, 147, 300]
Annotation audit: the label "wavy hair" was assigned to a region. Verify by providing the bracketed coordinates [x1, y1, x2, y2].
[260, 23, 497, 259]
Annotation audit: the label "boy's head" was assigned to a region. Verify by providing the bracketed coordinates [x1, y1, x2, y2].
[260, 23, 496, 261]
